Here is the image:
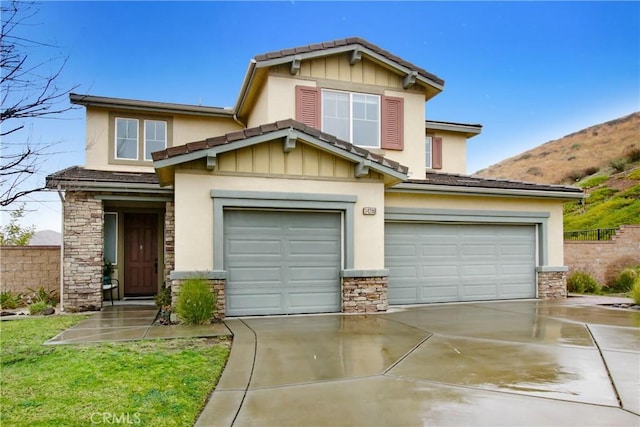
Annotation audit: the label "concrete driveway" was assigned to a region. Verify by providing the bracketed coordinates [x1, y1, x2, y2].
[197, 299, 640, 426]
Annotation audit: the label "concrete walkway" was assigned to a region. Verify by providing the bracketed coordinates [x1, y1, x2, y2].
[198, 298, 640, 427]
[45, 304, 230, 344]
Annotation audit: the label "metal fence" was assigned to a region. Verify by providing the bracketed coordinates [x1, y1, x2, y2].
[563, 228, 618, 241]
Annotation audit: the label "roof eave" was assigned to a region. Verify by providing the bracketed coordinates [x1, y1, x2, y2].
[69, 94, 234, 118]
[388, 182, 584, 200]
[425, 121, 483, 138]
[46, 179, 172, 194]
[154, 128, 408, 182]
[254, 45, 444, 94]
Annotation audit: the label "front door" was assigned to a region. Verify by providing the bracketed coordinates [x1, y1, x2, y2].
[124, 213, 158, 296]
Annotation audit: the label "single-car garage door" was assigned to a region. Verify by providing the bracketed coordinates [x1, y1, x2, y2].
[225, 210, 342, 316]
[385, 223, 536, 304]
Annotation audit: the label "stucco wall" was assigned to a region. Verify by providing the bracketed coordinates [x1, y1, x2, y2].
[0, 246, 60, 295]
[564, 225, 640, 285]
[84, 108, 240, 172]
[384, 192, 567, 267]
[173, 170, 386, 272]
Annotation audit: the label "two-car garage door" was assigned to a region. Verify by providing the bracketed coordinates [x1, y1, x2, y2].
[224, 210, 342, 316]
[385, 223, 536, 304]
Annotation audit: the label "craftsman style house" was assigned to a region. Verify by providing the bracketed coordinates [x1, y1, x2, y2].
[47, 38, 582, 315]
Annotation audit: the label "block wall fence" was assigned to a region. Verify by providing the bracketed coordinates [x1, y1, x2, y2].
[0, 246, 61, 295]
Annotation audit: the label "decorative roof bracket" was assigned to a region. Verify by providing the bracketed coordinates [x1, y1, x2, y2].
[355, 160, 371, 178]
[283, 131, 297, 153]
[206, 154, 217, 171]
[349, 48, 362, 65]
[290, 55, 302, 75]
[403, 71, 418, 89]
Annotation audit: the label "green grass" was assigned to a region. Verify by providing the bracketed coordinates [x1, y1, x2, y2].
[578, 174, 609, 189]
[1, 316, 230, 426]
[564, 183, 640, 230]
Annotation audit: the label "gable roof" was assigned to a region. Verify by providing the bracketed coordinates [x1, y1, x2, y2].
[152, 118, 409, 186]
[236, 37, 445, 117]
[390, 171, 584, 200]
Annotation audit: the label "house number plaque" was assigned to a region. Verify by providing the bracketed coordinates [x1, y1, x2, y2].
[363, 207, 376, 215]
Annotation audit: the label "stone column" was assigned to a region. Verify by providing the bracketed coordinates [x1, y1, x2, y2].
[537, 268, 568, 299]
[341, 270, 389, 313]
[163, 201, 175, 286]
[63, 191, 103, 311]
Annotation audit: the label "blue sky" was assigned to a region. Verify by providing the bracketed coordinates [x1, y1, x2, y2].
[3, 1, 639, 232]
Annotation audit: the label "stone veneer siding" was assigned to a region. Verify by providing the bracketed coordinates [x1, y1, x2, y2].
[342, 276, 388, 313]
[164, 201, 175, 286]
[63, 192, 103, 311]
[170, 278, 226, 321]
[537, 271, 567, 299]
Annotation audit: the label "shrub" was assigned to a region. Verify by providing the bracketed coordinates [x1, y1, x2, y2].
[626, 148, 640, 163]
[0, 291, 22, 309]
[631, 277, 640, 305]
[29, 301, 49, 315]
[628, 168, 640, 180]
[567, 271, 601, 294]
[610, 158, 627, 173]
[154, 284, 172, 308]
[611, 268, 639, 293]
[27, 286, 59, 306]
[175, 277, 215, 325]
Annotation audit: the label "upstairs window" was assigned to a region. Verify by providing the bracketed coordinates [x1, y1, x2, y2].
[296, 86, 403, 151]
[115, 118, 138, 160]
[113, 116, 169, 163]
[425, 137, 432, 169]
[322, 90, 380, 148]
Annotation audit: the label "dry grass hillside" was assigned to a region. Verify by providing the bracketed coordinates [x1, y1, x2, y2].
[475, 112, 640, 185]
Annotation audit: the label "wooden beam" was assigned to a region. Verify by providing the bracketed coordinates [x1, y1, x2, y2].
[283, 132, 297, 153]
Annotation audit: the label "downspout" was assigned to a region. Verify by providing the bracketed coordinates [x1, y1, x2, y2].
[233, 113, 246, 128]
[56, 186, 65, 312]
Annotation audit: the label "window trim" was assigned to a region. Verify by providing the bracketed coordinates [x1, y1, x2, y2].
[108, 112, 173, 166]
[115, 117, 139, 160]
[321, 89, 381, 148]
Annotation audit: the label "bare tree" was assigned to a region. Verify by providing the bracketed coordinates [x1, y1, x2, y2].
[1, 1, 77, 206]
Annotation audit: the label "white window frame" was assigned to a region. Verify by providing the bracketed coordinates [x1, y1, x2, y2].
[321, 89, 380, 148]
[143, 120, 167, 161]
[115, 118, 139, 160]
[104, 212, 118, 265]
[425, 136, 432, 169]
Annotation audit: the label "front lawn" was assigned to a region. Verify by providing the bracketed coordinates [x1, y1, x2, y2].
[0, 316, 230, 426]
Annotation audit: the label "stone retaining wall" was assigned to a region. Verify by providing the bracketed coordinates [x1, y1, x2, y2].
[564, 225, 640, 285]
[0, 246, 60, 295]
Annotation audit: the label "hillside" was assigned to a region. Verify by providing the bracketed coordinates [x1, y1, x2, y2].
[475, 112, 640, 185]
[475, 112, 640, 231]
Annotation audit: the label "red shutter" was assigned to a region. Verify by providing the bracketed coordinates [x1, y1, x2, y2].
[432, 137, 443, 169]
[381, 96, 404, 150]
[295, 86, 320, 129]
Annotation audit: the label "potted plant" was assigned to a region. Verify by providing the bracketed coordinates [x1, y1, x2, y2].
[103, 258, 114, 286]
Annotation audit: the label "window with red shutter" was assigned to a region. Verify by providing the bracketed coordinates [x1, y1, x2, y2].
[295, 86, 320, 128]
[381, 96, 404, 150]
[432, 136, 443, 169]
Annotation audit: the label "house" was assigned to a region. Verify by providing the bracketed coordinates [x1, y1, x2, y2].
[46, 37, 583, 316]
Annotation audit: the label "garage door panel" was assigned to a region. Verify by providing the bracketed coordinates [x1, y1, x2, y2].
[386, 223, 536, 304]
[225, 210, 341, 316]
[422, 244, 457, 257]
[387, 244, 418, 257]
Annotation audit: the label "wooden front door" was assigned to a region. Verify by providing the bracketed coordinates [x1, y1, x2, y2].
[124, 213, 158, 296]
